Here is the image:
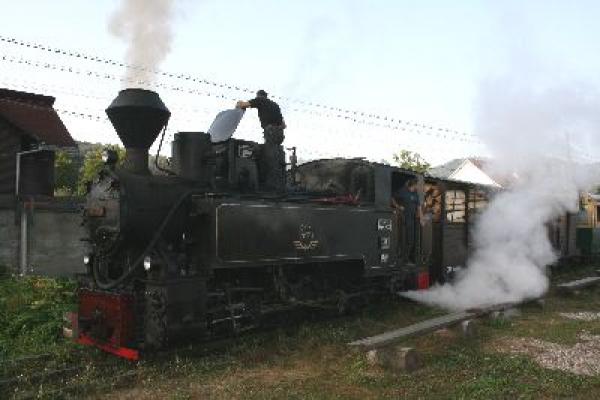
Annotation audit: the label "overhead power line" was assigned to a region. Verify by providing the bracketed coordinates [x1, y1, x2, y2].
[5, 60, 599, 162]
[5, 53, 596, 162]
[2, 96, 597, 164]
[0, 54, 482, 144]
[0, 34, 478, 140]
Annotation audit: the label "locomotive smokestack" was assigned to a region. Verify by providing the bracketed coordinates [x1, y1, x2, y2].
[106, 88, 170, 174]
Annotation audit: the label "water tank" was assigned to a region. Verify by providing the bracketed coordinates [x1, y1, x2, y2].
[19, 150, 55, 197]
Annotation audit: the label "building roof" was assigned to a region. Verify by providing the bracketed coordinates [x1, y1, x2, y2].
[0, 88, 75, 147]
[429, 157, 502, 187]
[428, 158, 467, 179]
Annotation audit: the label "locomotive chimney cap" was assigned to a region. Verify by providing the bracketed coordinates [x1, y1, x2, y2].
[106, 88, 171, 150]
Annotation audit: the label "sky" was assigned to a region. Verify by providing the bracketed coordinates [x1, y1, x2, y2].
[2, 0, 600, 165]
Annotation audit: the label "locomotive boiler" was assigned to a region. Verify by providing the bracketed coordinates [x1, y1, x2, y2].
[77, 88, 430, 359]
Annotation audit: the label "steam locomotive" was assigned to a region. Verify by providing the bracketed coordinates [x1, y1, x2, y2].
[76, 88, 490, 359]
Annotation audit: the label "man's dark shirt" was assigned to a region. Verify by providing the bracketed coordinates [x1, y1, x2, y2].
[394, 187, 419, 217]
[248, 96, 284, 129]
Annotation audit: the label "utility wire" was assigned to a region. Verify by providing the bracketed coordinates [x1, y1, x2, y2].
[4, 95, 596, 164]
[0, 34, 478, 140]
[3, 71, 598, 164]
[5, 38, 597, 162]
[0, 53, 482, 144]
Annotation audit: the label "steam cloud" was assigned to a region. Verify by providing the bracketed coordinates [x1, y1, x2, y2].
[108, 0, 176, 87]
[404, 77, 600, 311]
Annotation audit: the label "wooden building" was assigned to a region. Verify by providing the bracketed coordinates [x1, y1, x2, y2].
[0, 88, 75, 202]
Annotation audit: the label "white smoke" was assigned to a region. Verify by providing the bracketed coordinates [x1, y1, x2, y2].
[404, 77, 600, 311]
[108, 0, 176, 87]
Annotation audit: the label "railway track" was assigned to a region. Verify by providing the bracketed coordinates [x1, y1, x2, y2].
[0, 316, 277, 400]
[9, 370, 139, 400]
[1, 297, 358, 399]
[0, 346, 137, 400]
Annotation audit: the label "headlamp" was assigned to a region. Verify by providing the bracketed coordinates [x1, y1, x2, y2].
[143, 256, 152, 271]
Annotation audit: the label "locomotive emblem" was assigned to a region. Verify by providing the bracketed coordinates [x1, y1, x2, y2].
[293, 224, 320, 251]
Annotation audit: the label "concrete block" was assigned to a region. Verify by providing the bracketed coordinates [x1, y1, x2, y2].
[489, 308, 522, 321]
[502, 308, 522, 319]
[62, 311, 78, 339]
[366, 346, 422, 372]
[532, 299, 546, 309]
[489, 310, 502, 321]
[62, 327, 74, 339]
[460, 319, 477, 338]
[433, 328, 455, 339]
[523, 298, 545, 309]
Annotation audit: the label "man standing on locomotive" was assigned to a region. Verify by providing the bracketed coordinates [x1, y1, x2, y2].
[236, 90, 287, 191]
[236, 89, 286, 145]
[392, 179, 423, 263]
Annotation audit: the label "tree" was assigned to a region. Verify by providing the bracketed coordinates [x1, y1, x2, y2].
[392, 150, 431, 173]
[77, 145, 125, 195]
[148, 154, 172, 175]
[54, 150, 79, 196]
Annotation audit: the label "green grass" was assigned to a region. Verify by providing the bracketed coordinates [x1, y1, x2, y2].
[0, 274, 76, 359]
[3, 264, 600, 399]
